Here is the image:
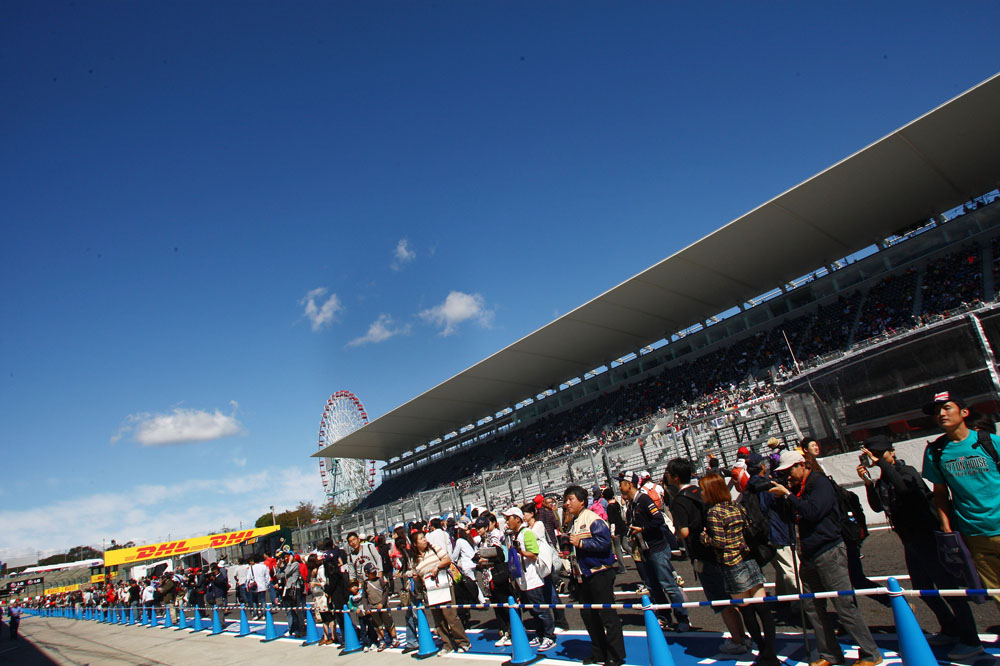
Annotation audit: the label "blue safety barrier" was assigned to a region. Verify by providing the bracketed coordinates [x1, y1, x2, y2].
[412, 603, 438, 659]
[260, 605, 285, 643]
[506, 594, 541, 666]
[340, 604, 364, 654]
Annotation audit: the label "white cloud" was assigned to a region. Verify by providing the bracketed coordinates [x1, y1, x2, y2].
[419, 291, 494, 336]
[390, 238, 416, 271]
[111, 403, 244, 447]
[0, 466, 326, 564]
[347, 314, 411, 347]
[300, 287, 343, 331]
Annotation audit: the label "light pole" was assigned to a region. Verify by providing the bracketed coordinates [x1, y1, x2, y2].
[270, 505, 276, 526]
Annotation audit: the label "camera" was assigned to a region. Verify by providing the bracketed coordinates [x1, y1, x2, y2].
[858, 452, 869, 466]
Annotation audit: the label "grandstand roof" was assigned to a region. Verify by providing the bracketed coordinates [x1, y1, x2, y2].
[316, 72, 1000, 463]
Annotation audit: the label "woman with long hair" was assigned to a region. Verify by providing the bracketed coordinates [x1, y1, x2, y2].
[700, 473, 779, 666]
[451, 526, 480, 626]
[305, 554, 335, 645]
[410, 531, 471, 653]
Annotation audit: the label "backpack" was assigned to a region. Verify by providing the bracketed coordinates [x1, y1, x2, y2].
[928, 429, 1000, 477]
[737, 491, 771, 548]
[672, 486, 716, 563]
[830, 478, 868, 544]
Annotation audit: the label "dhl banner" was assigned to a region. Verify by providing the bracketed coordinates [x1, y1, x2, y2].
[44, 583, 81, 595]
[90, 573, 105, 583]
[103, 526, 280, 566]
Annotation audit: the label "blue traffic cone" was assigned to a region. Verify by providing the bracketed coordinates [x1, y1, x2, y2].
[175, 607, 188, 631]
[505, 595, 541, 666]
[302, 604, 321, 646]
[150, 606, 159, 628]
[128, 606, 135, 625]
[412, 603, 439, 659]
[260, 605, 287, 642]
[642, 594, 676, 666]
[236, 606, 253, 637]
[163, 606, 173, 629]
[887, 577, 935, 666]
[209, 607, 224, 635]
[191, 606, 206, 632]
[340, 605, 364, 655]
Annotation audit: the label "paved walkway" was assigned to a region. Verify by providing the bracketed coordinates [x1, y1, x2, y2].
[7, 614, 1000, 666]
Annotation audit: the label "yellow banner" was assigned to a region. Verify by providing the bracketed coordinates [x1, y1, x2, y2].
[90, 574, 105, 583]
[44, 583, 81, 595]
[103, 526, 280, 567]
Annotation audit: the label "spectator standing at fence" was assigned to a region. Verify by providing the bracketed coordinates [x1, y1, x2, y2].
[700, 472, 779, 666]
[476, 513, 513, 646]
[6, 604, 20, 640]
[427, 518, 453, 554]
[742, 453, 800, 623]
[522, 503, 570, 632]
[858, 434, 984, 660]
[619, 471, 690, 632]
[604, 487, 629, 574]
[248, 555, 270, 620]
[347, 532, 383, 584]
[411, 531, 471, 653]
[666, 458, 751, 655]
[502, 506, 557, 651]
[770, 450, 882, 666]
[564, 484, 626, 666]
[921, 390, 1000, 607]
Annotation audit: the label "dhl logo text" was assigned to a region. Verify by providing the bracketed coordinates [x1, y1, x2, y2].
[209, 530, 253, 547]
[133, 540, 190, 561]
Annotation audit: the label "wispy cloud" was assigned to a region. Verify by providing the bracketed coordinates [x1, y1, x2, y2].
[111, 402, 244, 446]
[390, 239, 416, 271]
[419, 291, 494, 336]
[300, 287, 343, 331]
[0, 466, 326, 564]
[347, 314, 411, 347]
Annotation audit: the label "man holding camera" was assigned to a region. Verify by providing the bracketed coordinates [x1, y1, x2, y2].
[858, 434, 983, 660]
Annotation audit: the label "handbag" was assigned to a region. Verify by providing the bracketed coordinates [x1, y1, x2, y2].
[935, 530, 987, 604]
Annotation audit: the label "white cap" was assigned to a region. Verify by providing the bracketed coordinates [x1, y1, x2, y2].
[775, 450, 806, 471]
[500, 507, 524, 520]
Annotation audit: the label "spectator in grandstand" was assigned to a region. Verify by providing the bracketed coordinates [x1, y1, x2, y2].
[769, 450, 882, 666]
[921, 390, 1000, 607]
[502, 507, 556, 651]
[741, 453, 799, 622]
[347, 532, 383, 584]
[858, 435, 984, 660]
[619, 471, 690, 632]
[564, 484, 626, 666]
[409, 530, 470, 653]
[666, 458, 751, 655]
[700, 472, 779, 666]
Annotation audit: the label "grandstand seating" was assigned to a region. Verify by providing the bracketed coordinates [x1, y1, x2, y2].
[355, 199, 1000, 516]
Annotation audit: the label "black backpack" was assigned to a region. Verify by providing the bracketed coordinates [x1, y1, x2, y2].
[830, 477, 868, 544]
[737, 492, 776, 566]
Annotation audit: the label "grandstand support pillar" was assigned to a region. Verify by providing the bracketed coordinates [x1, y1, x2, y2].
[481, 473, 490, 512]
[783, 400, 804, 441]
[968, 312, 1000, 397]
[449, 485, 459, 517]
[516, 468, 526, 501]
[382, 505, 390, 534]
[587, 450, 600, 486]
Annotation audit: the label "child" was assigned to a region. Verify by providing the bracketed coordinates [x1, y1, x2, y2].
[364, 563, 399, 650]
[347, 578, 375, 651]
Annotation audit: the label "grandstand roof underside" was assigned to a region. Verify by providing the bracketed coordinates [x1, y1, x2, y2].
[316, 72, 1000, 463]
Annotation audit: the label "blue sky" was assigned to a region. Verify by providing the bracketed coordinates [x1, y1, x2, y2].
[2, 2, 999, 565]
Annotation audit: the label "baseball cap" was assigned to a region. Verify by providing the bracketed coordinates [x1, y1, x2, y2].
[737, 446, 751, 456]
[864, 434, 893, 455]
[616, 470, 641, 485]
[745, 452, 765, 470]
[363, 563, 377, 575]
[922, 390, 967, 415]
[775, 450, 806, 471]
[474, 516, 490, 529]
[533, 494, 545, 508]
[500, 507, 524, 520]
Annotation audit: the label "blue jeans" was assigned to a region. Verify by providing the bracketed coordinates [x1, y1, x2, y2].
[522, 585, 555, 641]
[643, 546, 688, 624]
[405, 608, 419, 647]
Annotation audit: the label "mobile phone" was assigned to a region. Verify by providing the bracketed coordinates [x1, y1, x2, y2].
[858, 452, 869, 466]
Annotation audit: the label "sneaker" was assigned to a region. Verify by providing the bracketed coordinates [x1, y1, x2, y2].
[925, 632, 958, 646]
[675, 621, 691, 633]
[378, 643, 387, 652]
[718, 638, 751, 654]
[439, 646, 453, 655]
[539, 638, 556, 651]
[946, 644, 984, 661]
[456, 646, 469, 653]
[363, 645, 373, 652]
[554, 626, 568, 634]
[402, 646, 419, 654]
[529, 638, 541, 648]
[495, 635, 512, 647]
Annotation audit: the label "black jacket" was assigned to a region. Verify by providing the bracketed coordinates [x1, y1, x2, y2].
[784, 470, 841, 559]
[865, 459, 939, 542]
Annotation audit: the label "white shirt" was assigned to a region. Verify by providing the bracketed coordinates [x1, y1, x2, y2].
[451, 538, 476, 576]
[426, 528, 452, 555]
[250, 562, 270, 590]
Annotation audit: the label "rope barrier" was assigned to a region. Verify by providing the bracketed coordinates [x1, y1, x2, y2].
[30, 586, 1000, 615]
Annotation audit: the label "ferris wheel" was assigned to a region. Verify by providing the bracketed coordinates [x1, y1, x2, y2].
[317, 391, 377, 504]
